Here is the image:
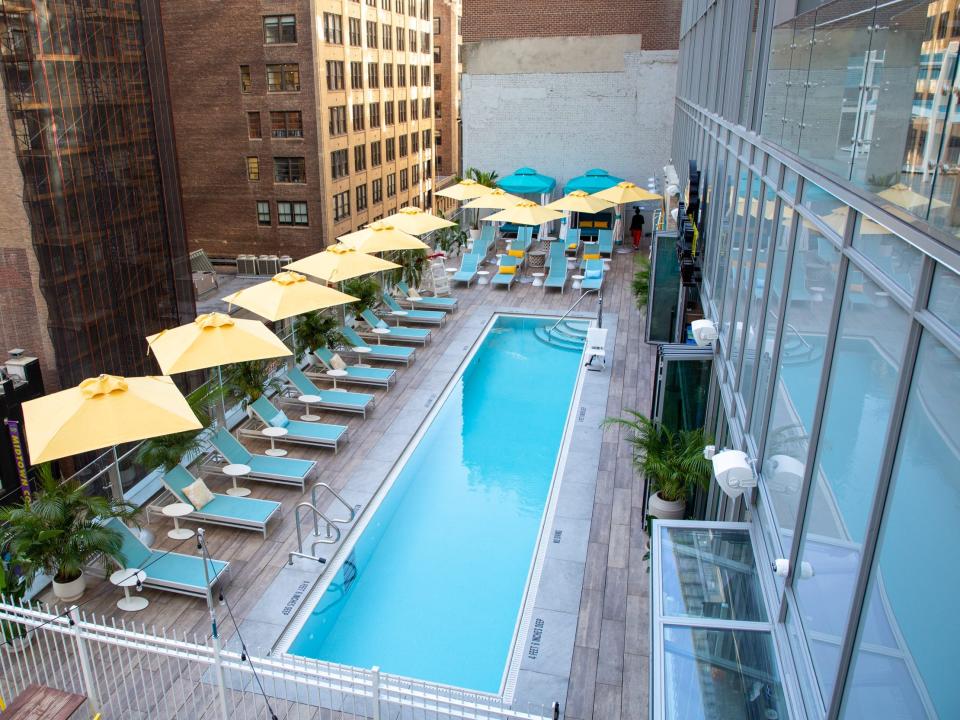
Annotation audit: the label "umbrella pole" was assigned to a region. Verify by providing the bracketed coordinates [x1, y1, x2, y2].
[198, 528, 231, 720]
[107, 445, 123, 502]
[217, 365, 226, 425]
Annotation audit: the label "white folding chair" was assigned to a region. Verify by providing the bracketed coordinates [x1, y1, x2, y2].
[585, 327, 608, 370]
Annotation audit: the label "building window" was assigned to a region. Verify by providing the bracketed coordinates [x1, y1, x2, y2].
[329, 105, 347, 135]
[422, 128, 431, 148]
[373, 178, 383, 202]
[457, 44, 462, 62]
[270, 111, 303, 138]
[352, 104, 365, 131]
[333, 191, 351, 221]
[397, 64, 406, 86]
[354, 144, 366, 172]
[399, 134, 408, 156]
[433, 73, 440, 88]
[433, 16, 440, 33]
[266, 64, 300, 91]
[408, 0, 416, 16]
[322, 13, 342, 43]
[387, 173, 396, 197]
[383, 63, 393, 87]
[326, 60, 345, 90]
[371, 141, 381, 166]
[424, 158, 431, 176]
[422, 97, 431, 117]
[246, 156, 260, 181]
[274, 157, 306, 183]
[398, 101, 407, 123]
[349, 17, 361, 46]
[278, 201, 308, 226]
[395, 0, 403, 12]
[409, 29, 416, 52]
[412, 164, 419, 184]
[356, 183, 368, 211]
[350, 61, 363, 89]
[264, 15, 297, 44]
[422, 32, 430, 53]
[369, 102, 380, 127]
[410, 99, 418, 120]
[411, 131, 419, 152]
[239, 65, 252, 93]
[420, 0, 428, 19]
[400, 168, 408, 191]
[434, 129, 441, 146]
[381, 0, 390, 10]
[409, 64, 418, 86]
[436, 156, 442, 172]
[385, 137, 395, 161]
[434, 46, 440, 62]
[385, 102, 395, 125]
[435, 101, 441, 118]
[382, 24, 392, 50]
[366, 20, 377, 47]
[367, 62, 379, 88]
[331, 149, 349, 179]
[257, 201, 271, 226]
[422, 65, 431, 85]
[396, 26, 405, 50]
[247, 112, 261, 139]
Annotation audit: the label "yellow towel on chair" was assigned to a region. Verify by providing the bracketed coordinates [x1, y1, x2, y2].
[508, 249, 524, 258]
[584, 253, 600, 260]
[499, 265, 516, 275]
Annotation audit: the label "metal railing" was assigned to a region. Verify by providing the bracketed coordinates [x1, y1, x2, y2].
[784, 322, 812, 352]
[0, 598, 555, 720]
[546, 289, 602, 338]
[311, 482, 356, 525]
[289, 502, 341, 565]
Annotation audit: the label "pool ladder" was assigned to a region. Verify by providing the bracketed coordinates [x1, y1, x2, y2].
[288, 483, 357, 566]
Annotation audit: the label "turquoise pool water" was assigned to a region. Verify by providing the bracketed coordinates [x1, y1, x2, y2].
[287, 315, 583, 691]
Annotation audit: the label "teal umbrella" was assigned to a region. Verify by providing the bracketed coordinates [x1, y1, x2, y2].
[496, 167, 557, 195]
[564, 168, 625, 194]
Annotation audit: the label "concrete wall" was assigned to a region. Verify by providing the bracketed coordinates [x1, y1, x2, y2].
[461, 35, 677, 193]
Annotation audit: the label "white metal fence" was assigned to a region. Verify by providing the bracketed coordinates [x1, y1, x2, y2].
[0, 599, 556, 720]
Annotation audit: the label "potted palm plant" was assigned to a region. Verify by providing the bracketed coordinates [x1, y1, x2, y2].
[222, 359, 283, 408]
[0, 552, 32, 652]
[605, 411, 713, 520]
[137, 383, 218, 473]
[0, 465, 137, 601]
[294, 311, 345, 360]
[435, 222, 468, 258]
[342, 276, 381, 319]
[388, 249, 429, 290]
[459, 167, 499, 240]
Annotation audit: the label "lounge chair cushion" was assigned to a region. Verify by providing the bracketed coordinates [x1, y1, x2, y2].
[508, 249, 524, 258]
[584, 253, 600, 260]
[330, 354, 347, 370]
[499, 265, 516, 275]
[407, 286, 421, 298]
[183, 479, 214, 510]
[585, 268, 602, 279]
[201, 494, 279, 523]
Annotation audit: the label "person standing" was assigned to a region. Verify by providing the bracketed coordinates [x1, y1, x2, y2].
[630, 207, 645, 250]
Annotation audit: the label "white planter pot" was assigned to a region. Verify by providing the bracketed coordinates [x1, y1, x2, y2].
[3, 631, 33, 654]
[52, 572, 86, 602]
[647, 492, 685, 520]
[469, 228, 481, 241]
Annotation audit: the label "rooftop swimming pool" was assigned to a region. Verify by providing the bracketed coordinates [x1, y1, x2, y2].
[285, 315, 584, 693]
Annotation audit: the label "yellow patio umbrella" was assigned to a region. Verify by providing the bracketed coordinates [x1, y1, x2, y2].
[593, 181, 663, 204]
[546, 190, 615, 214]
[383, 207, 455, 235]
[435, 179, 495, 201]
[222, 271, 357, 322]
[338, 222, 430, 253]
[23, 374, 201, 465]
[483, 201, 564, 225]
[463, 189, 525, 209]
[877, 183, 948, 211]
[146, 312, 292, 375]
[284, 245, 400, 284]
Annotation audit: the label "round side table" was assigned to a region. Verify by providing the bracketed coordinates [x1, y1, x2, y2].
[352, 346, 372, 367]
[572, 274, 585, 290]
[372, 327, 391, 344]
[223, 463, 251, 497]
[261, 426, 288, 456]
[390, 310, 408, 326]
[162, 502, 195, 540]
[298, 393, 322, 420]
[476, 270, 490, 285]
[325, 370, 348, 392]
[110, 568, 148, 612]
[531, 272, 545, 288]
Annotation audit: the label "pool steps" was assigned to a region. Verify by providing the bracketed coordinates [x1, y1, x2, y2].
[534, 319, 590, 351]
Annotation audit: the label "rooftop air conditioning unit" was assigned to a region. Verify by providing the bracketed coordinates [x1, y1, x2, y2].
[237, 254, 257, 275]
[279, 255, 292, 269]
[259, 255, 280, 275]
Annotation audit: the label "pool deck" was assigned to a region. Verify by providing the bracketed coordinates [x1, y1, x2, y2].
[42, 242, 656, 720]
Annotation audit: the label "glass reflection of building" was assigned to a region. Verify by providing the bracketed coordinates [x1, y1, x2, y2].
[0, 0, 193, 388]
[666, 0, 960, 716]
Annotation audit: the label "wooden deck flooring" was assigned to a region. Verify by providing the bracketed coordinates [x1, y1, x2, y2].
[40, 243, 656, 720]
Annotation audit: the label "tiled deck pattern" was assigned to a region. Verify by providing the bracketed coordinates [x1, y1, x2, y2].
[42, 243, 656, 719]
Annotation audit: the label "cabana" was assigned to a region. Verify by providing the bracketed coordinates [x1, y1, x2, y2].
[563, 168, 624, 240]
[496, 167, 557, 238]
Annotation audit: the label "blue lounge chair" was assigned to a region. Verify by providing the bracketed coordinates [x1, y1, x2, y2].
[545, 241, 567, 269]
[598, 229, 614, 257]
[544, 259, 568, 293]
[565, 228, 582, 253]
[360, 309, 431, 345]
[247, 396, 349, 453]
[381, 292, 446, 326]
[340, 326, 416, 365]
[163, 465, 281, 538]
[491, 256, 520, 290]
[581, 258, 605, 291]
[476, 225, 496, 258]
[208, 427, 315, 490]
[311, 346, 396, 386]
[283, 366, 374, 417]
[106, 519, 229, 598]
[395, 281, 458, 311]
[452, 253, 480, 286]
[516, 225, 534, 246]
[580, 242, 601, 269]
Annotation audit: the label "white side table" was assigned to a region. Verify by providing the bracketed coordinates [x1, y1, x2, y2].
[476, 270, 490, 285]
[531, 272, 545, 287]
[352, 346, 371, 367]
[372, 327, 391, 344]
[261, 426, 288, 456]
[162, 502, 195, 540]
[298, 393, 323, 420]
[445, 266, 458, 274]
[390, 310, 408, 326]
[110, 568, 148, 612]
[572, 274, 585, 290]
[325, 370, 348, 392]
[223, 463, 251, 497]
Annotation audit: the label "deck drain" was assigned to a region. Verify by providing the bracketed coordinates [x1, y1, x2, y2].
[577, 406, 587, 422]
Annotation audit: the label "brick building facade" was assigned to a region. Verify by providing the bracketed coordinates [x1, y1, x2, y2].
[433, 0, 462, 178]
